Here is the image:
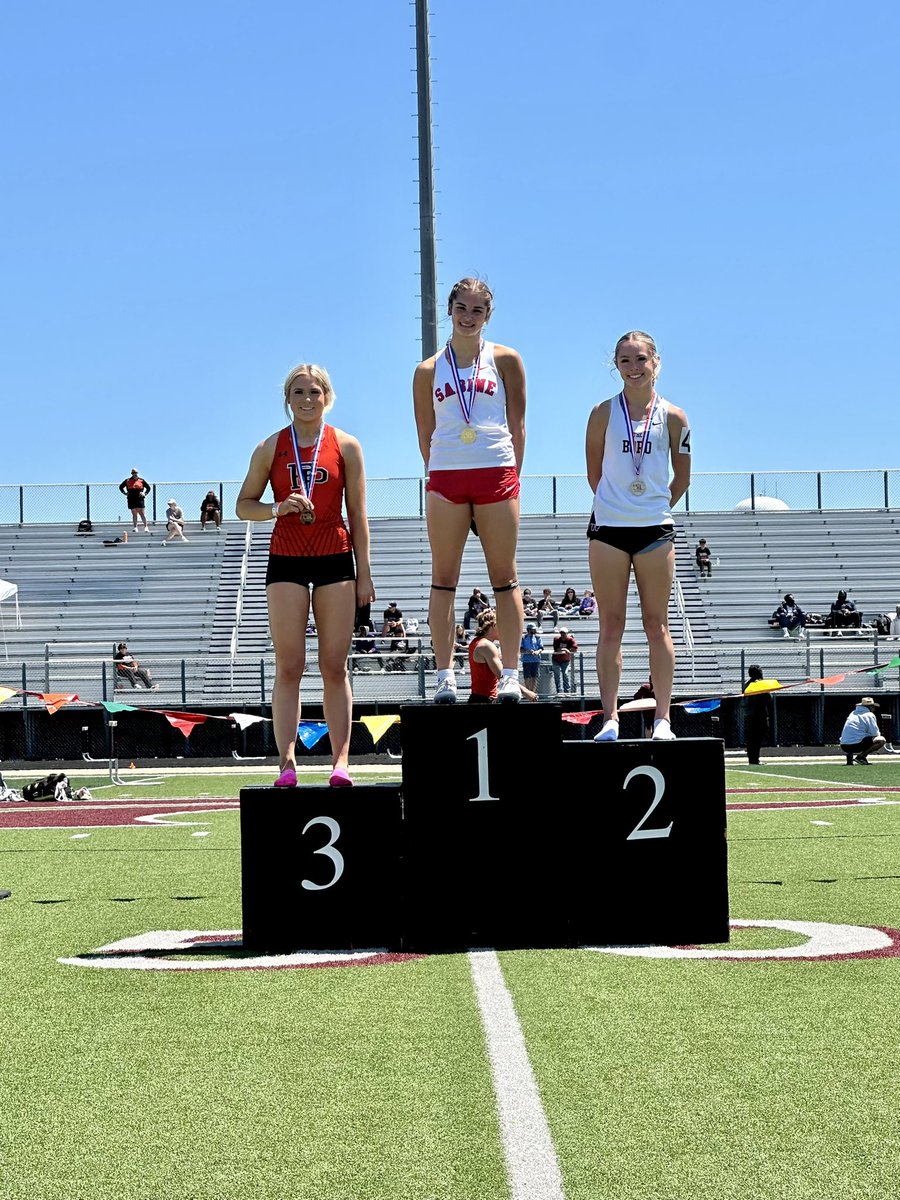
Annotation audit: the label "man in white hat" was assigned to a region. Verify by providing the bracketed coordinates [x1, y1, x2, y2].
[839, 697, 885, 765]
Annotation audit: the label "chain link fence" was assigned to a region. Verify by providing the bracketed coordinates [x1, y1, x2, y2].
[2, 469, 898, 524]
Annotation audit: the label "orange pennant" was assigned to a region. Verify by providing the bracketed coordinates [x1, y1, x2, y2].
[40, 692, 78, 715]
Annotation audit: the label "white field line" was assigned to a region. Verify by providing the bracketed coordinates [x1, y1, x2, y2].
[727, 768, 880, 791]
[469, 950, 565, 1200]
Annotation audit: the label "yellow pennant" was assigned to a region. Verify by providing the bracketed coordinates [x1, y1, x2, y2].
[360, 714, 400, 746]
[0, 687, 17, 705]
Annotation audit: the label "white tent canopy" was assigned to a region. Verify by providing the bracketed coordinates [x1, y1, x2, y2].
[0, 579, 21, 659]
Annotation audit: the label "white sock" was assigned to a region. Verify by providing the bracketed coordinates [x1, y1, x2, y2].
[500, 668, 517, 678]
[437, 668, 455, 683]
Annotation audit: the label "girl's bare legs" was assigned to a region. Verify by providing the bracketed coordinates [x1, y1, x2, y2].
[425, 492, 472, 669]
[588, 540, 632, 727]
[632, 541, 676, 723]
[311, 580, 357, 772]
[267, 582, 310, 772]
[472, 496, 524, 674]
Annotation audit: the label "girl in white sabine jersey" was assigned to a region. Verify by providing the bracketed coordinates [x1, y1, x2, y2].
[413, 277, 527, 703]
[585, 331, 691, 742]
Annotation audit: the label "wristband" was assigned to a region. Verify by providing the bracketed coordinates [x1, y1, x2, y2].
[271, 503, 280, 520]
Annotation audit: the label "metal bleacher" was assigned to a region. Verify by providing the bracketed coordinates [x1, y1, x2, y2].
[2, 508, 898, 708]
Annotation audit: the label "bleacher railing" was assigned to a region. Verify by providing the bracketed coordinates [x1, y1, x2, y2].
[1, 469, 898, 524]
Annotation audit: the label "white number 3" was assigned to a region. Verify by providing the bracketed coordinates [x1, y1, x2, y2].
[624, 766, 673, 841]
[301, 816, 345, 890]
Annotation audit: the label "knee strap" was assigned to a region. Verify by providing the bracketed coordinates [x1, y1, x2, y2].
[431, 584, 457, 593]
[491, 580, 519, 594]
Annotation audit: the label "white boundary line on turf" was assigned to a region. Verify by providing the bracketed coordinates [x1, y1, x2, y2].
[728, 767, 880, 790]
[469, 951, 565, 1200]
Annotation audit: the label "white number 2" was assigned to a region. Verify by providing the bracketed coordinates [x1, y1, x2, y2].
[624, 766, 673, 840]
[301, 816, 345, 890]
[467, 728, 499, 802]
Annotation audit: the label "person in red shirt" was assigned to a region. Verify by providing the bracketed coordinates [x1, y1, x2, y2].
[119, 469, 152, 532]
[236, 363, 375, 788]
[467, 609, 536, 703]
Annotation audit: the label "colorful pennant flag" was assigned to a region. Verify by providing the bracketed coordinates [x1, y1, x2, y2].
[0, 687, 16, 705]
[360, 715, 400, 746]
[810, 674, 846, 686]
[229, 712, 268, 729]
[100, 700, 137, 713]
[297, 721, 329, 749]
[561, 710, 601, 725]
[618, 698, 657, 712]
[163, 712, 208, 738]
[681, 699, 721, 713]
[744, 679, 782, 694]
[40, 693, 78, 714]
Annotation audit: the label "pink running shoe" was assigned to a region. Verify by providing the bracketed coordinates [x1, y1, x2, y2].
[274, 767, 297, 788]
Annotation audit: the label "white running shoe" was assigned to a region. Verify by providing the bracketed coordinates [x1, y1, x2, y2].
[433, 676, 458, 704]
[594, 719, 619, 742]
[652, 718, 676, 741]
[782, 628, 790, 638]
[496, 675, 522, 703]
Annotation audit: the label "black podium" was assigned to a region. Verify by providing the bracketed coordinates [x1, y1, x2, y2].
[239, 710, 728, 953]
[240, 784, 403, 952]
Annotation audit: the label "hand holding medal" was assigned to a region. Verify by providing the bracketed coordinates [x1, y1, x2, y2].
[288, 423, 323, 526]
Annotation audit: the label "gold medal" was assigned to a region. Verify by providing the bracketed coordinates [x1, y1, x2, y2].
[300, 509, 316, 525]
[460, 427, 477, 444]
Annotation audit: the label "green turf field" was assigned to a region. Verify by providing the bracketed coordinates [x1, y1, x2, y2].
[2, 760, 899, 1199]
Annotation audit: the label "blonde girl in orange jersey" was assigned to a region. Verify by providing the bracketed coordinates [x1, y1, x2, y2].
[236, 364, 375, 787]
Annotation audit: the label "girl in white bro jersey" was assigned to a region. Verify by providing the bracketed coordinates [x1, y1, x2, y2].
[585, 331, 691, 742]
[413, 278, 527, 703]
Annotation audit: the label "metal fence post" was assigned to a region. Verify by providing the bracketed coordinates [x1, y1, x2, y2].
[816, 473, 822, 511]
[85, 484, 91, 522]
[19, 486, 24, 525]
[750, 474, 756, 512]
[885, 471, 890, 510]
[418, 653, 426, 699]
[181, 659, 187, 704]
[684, 486, 690, 514]
[259, 659, 266, 704]
[771, 694, 779, 746]
[418, 477, 424, 518]
[552, 475, 557, 515]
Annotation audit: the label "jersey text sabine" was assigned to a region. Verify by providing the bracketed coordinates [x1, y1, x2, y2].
[434, 376, 497, 403]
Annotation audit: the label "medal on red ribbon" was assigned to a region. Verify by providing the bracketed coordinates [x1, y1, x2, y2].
[289, 423, 324, 525]
[619, 392, 658, 498]
[445, 340, 483, 443]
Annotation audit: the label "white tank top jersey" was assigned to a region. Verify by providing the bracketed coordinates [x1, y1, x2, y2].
[428, 341, 516, 472]
[592, 394, 678, 527]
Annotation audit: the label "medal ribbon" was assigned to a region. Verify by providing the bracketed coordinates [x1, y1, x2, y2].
[289, 423, 325, 507]
[445, 339, 483, 426]
[619, 391, 658, 481]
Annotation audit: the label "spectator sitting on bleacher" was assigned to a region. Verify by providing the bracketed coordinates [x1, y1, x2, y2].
[826, 590, 861, 634]
[772, 594, 807, 639]
[695, 538, 712, 578]
[113, 642, 158, 689]
[162, 499, 189, 545]
[579, 589, 596, 616]
[558, 587, 579, 615]
[522, 588, 538, 618]
[382, 601, 405, 636]
[200, 491, 222, 530]
[891, 604, 900, 640]
[536, 588, 558, 627]
[463, 588, 489, 631]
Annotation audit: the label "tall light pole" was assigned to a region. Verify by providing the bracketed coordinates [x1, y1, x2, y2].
[414, 0, 439, 359]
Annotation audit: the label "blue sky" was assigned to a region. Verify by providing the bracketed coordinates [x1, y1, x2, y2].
[3, 1, 898, 491]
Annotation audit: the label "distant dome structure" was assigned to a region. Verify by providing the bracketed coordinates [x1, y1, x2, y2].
[735, 496, 789, 512]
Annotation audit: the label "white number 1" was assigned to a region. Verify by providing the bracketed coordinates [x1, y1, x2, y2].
[624, 766, 673, 840]
[467, 728, 499, 802]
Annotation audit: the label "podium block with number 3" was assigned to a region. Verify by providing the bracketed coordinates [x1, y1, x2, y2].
[240, 784, 403, 952]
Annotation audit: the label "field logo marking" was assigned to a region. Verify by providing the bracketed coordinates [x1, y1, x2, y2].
[585, 919, 900, 961]
[58, 930, 423, 971]
[470, 950, 565, 1200]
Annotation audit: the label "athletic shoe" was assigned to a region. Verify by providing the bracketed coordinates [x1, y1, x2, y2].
[782, 628, 790, 638]
[150, 684, 159, 690]
[594, 719, 619, 742]
[496, 675, 522, 703]
[854, 755, 870, 765]
[274, 766, 297, 787]
[433, 677, 458, 704]
[798, 628, 807, 640]
[329, 768, 353, 787]
[652, 718, 676, 741]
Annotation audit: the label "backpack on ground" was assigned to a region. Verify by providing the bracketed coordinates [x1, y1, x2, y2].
[76, 519, 94, 535]
[22, 773, 73, 803]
